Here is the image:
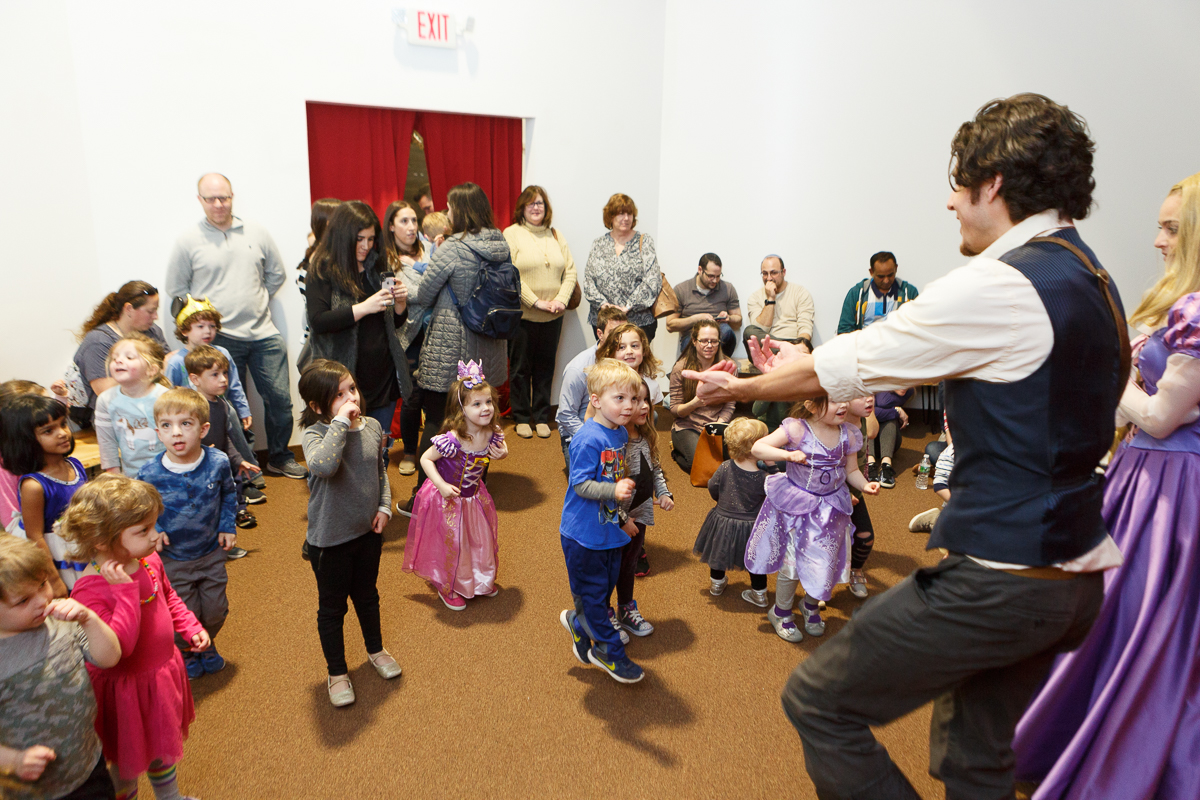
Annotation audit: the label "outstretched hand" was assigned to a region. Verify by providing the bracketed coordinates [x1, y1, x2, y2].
[749, 335, 809, 374]
[681, 360, 739, 405]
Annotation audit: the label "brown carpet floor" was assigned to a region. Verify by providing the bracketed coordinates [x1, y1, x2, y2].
[169, 413, 949, 799]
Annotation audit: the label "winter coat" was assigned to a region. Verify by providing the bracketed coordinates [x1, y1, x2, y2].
[415, 229, 511, 392]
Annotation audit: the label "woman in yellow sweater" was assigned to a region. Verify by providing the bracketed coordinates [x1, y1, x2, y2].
[502, 186, 577, 439]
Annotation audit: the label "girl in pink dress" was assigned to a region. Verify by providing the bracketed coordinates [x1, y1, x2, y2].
[403, 361, 508, 611]
[60, 474, 209, 800]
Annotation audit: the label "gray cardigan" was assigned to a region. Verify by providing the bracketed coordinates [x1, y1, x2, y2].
[301, 417, 391, 548]
[415, 229, 511, 392]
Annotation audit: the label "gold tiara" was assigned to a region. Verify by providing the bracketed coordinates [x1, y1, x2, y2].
[175, 295, 220, 327]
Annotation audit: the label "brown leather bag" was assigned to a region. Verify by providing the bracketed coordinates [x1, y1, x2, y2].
[653, 274, 678, 318]
[689, 423, 727, 487]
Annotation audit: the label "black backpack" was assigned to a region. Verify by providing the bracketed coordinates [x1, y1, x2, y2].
[447, 243, 523, 339]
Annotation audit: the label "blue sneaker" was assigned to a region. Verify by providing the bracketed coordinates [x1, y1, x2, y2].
[587, 647, 644, 684]
[199, 646, 226, 674]
[559, 610, 591, 666]
[183, 652, 204, 681]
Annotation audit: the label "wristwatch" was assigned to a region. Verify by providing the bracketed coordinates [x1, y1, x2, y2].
[764, 300, 776, 305]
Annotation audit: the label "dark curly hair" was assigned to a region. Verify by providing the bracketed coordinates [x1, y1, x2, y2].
[949, 93, 1095, 223]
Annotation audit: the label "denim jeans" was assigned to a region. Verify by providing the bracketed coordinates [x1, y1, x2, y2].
[214, 333, 295, 463]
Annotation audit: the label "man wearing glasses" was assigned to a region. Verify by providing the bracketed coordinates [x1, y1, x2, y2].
[166, 173, 305, 479]
[664, 253, 742, 357]
[743, 255, 814, 354]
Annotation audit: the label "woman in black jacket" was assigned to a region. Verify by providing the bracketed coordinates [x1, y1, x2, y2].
[306, 200, 412, 433]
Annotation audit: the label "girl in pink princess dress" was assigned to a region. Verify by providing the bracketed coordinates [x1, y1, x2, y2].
[60, 474, 210, 800]
[745, 396, 879, 643]
[403, 361, 508, 611]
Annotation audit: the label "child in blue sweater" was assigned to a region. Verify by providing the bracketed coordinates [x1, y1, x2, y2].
[558, 359, 642, 684]
[136, 388, 237, 679]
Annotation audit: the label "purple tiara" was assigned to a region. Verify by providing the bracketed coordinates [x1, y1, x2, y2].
[457, 360, 485, 389]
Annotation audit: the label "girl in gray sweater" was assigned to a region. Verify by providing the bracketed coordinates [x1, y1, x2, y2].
[298, 360, 401, 708]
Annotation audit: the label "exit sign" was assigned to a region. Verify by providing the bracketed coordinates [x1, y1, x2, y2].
[407, 9, 456, 49]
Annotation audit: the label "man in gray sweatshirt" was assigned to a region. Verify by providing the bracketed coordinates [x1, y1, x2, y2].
[166, 173, 305, 478]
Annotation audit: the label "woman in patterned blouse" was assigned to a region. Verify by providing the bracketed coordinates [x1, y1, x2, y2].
[583, 193, 662, 341]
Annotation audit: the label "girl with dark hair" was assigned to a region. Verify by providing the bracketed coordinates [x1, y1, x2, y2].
[306, 200, 412, 434]
[399, 183, 511, 515]
[504, 185, 577, 440]
[0, 394, 86, 596]
[71, 281, 167, 425]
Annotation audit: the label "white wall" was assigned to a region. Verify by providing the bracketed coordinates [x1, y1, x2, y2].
[655, 0, 1200, 351]
[0, 0, 666, 440]
[3, 0, 1197, 433]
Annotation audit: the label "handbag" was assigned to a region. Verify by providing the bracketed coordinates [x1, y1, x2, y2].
[689, 422, 729, 487]
[653, 273, 678, 318]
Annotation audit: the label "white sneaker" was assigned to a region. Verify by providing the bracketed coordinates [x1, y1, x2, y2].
[909, 507, 941, 533]
[849, 569, 868, 599]
[607, 607, 630, 644]
[710, 576, 728, 596]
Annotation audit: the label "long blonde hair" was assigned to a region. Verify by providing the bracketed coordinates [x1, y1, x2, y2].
[1129, 173, 1200, 331]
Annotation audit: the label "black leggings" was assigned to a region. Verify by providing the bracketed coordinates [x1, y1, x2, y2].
[413, 389, 449, 491]
[850, 496, 875, 569]
[308, 532, 383, 675]
[710, 568, 767, 591]
[614, 522, 646, 607]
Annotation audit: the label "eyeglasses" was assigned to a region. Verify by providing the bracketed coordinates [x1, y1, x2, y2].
[697, 339, 720, 347]
[200, 195, 232, 205]
[526, 201, 545, 208]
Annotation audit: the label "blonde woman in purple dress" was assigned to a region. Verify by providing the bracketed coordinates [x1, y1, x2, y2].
[1014, 173, 1200, 799]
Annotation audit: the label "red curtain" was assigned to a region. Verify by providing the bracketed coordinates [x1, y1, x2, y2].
[416, 111, 523, 228]
[305, 102, 416, 221]
[306, 102, 523, 228]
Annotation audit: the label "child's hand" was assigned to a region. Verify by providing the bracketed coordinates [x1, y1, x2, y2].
[437, 483, 461, 500]
[862, 481, 880, 496]
[621, 520, 638, 537]
[189, 630, 211, 652]
[851, 494, 860, 506]
[339, 401, 361, 422]
[614, 478, 635, 501]
[487, 440, 508, 460]
[656, 495, 674, 512]
[241, 415, 253, 430]
[372, 511, 388, 533]
[218, 533, 237, 551]
[45, 598, 92, 624]
[239, 462, 262, 477]
[15, 745, 56, 781]
[50, 379, 68, 398]
[97, 560, 133, 585]
[157, 533, 169, 553]
[785, 451, 808, 464]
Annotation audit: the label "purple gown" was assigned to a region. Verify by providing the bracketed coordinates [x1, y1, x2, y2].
[402, 431, 500, 598]
[744, 418, 862, 601]
[1013, 292, 1200, 799]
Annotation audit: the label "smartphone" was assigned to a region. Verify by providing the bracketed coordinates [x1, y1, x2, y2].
[382, 275, 396, 293]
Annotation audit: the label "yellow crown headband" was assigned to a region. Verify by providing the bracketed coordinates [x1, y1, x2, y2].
[175, 294, 220, 328]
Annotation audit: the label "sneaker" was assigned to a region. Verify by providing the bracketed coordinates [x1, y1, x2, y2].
[397, 455, 418, 476]
[768, 606, 804, 642]
[327, 675, 355, 707]
[515, 423, 533, 439]
[849, 568, 869, 599]
[909, 507, 941, 533]
[250, 474, 266, 490]
[266, 456, 307, 479]
[710, 576, 728, 596]
[242, 485, 266, 504]
[184, 652, 205, 680]
[607, 607, 630, 645]
[226, 546, 249, 560]
[587, 647, 644, 684]
[535, 423, 552, 439]
[635, 552, 649, 578]
[867, 462, 880, 483]
[802, 606, 826, 637]
[395, 495, 415, 518]
[301, 541, 310, 561]
[236, 510, 257, 529]
[439, 590, 466, 611]
[560, 609, 591, 666]
[880, 463, 896, 489]
[199, 646, 226, 674]
[742, 588, 769, 608]
[618, 601, 654, 637]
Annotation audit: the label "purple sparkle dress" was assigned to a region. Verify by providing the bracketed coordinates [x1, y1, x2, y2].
[744, 418, 862, 601]
[1014, 292, 1200, 799]
[402, 431, 501, 598]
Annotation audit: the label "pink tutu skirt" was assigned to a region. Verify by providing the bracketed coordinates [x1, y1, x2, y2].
[402, 479, 498, 597]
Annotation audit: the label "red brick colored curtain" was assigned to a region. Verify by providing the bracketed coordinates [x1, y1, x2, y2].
[305, 102, 416, 221]
[415, 111, 523, 228]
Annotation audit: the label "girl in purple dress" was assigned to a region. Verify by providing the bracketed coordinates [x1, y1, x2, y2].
[403, 361, 508, 611]
[745, 397, 879, 643]
[1014, 173, 1200, 799]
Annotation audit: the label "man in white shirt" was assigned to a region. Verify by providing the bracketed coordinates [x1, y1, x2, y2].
[743, 255, 815, 352]
[687, 94, 1125, 800]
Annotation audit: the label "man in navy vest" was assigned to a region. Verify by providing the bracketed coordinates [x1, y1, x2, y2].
[685, 94, 1126, 799]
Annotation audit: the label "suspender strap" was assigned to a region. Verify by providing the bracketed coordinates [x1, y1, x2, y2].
[1029, 236, 1131, 387]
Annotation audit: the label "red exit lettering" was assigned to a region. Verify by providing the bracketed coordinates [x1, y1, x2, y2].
[417, 11, 449, 42]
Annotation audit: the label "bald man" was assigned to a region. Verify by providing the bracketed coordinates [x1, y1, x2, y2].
[166, 173, 303, 478]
